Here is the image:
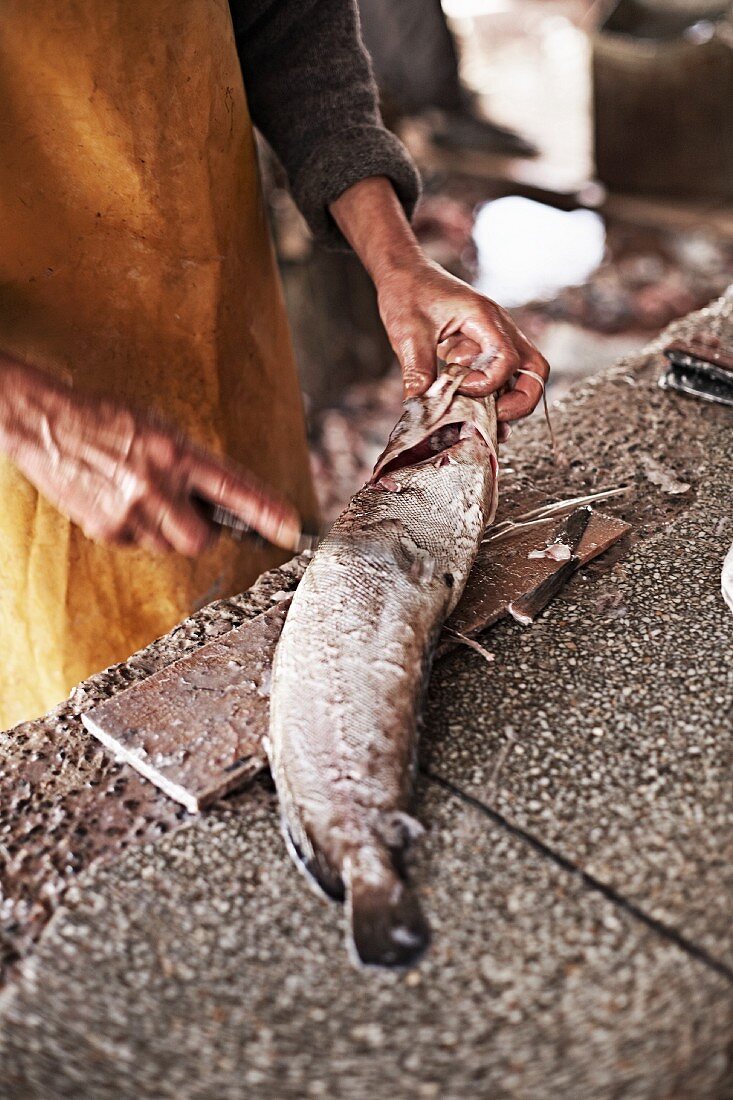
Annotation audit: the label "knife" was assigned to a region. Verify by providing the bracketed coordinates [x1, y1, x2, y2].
[192, 494, 321, 554]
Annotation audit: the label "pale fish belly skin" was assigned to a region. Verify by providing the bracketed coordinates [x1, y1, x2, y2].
[267, 430, 496, 968]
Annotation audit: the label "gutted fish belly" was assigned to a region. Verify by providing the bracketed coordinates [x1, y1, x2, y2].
[267, 366, 498, 968]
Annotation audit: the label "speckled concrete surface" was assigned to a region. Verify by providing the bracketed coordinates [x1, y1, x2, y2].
[1, 781, 731, 1100]
[0, 556, 308, 977]
[424, 291, 733, 967]
[2, 292, 733, 1097]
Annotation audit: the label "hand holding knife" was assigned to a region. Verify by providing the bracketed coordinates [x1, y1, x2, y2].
[192, 493, 320, 553]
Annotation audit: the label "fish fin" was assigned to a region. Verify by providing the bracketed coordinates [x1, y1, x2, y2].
[283, 822, 345, 903]
[374, 810, 424, 850]
[345, 856, 430, 970]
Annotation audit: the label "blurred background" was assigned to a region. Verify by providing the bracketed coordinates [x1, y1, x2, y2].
[263, 0, 733, 521]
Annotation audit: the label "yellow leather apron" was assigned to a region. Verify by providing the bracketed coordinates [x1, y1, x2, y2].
[0, 0, 317, 729]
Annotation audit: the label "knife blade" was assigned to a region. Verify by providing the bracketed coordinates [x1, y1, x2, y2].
[192, 494, 321, 554]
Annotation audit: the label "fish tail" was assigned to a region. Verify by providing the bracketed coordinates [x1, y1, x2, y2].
[344, 851, 430, 970]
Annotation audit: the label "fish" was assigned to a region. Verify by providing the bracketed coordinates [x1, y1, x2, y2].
[266, 364, 498, 968]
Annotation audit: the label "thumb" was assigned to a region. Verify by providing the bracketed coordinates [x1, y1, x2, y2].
[393, 327, 439, 399]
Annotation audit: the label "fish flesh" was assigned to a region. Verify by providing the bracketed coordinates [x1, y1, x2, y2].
[266, 365, 498, 968]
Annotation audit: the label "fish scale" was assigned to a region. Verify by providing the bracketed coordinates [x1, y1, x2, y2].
[267, 366, 498, 968]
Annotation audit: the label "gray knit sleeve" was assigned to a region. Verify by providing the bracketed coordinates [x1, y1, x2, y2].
[230, 0, 421, 249]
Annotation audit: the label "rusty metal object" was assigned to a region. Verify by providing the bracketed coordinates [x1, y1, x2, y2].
[664, 336, 733, 375]
[660, 336, 733, 407]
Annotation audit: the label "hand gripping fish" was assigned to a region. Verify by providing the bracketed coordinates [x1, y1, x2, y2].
[267, 365, 498, 968]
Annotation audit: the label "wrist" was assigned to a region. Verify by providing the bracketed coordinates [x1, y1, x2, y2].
[369, 239, 429, 294]
[329, 176, 426, 290]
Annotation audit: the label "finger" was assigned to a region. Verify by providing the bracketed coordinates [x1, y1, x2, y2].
[113, 498, 173, 554]
[514, 330, 551, 383]
[437, 335, 504, 394]
[189, 459, 302, 552]
[132, 524, 174, 555]
[142, 493, 217, 558]
[497, 338, 550, 420]
[436, 334, 481, 364]
[458, 345, 519, 396]
[394, 329, 438, 399]
[496, 371, 545, 421]
[453, 316, 521, 396]
[80, 510, 134, 547]
[160, 500, 218, 558]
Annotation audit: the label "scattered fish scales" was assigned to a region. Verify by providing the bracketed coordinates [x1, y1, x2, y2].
[639, 453, 691, 496]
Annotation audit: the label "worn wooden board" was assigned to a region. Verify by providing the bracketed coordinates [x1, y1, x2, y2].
[447, 509, 631, 638]
[81, 599, 290, 813]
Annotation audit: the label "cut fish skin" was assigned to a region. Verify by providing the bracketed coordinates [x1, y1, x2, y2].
[267, 365, 498, 968]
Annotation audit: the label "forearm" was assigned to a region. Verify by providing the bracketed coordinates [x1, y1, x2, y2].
[329, 176, 424, 289]
[231, 0, 420, 246]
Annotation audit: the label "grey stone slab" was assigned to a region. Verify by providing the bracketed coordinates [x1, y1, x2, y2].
[81, 599, 290, 812]
[0, 781, 730, 1099]
[3, 289, 733, 1096]
[1, 783, 730, 1100]
[423, 290, 733, 966]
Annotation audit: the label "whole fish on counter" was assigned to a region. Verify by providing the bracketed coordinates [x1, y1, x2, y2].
[266, 364, 498, 968]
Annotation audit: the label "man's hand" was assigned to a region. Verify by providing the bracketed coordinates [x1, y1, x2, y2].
[330, 177, 549, 424]
[375, 257, 549, 423]
[0, 361, 302, 556]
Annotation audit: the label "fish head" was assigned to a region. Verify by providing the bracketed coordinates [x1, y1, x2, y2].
[371, 363, 498, 489]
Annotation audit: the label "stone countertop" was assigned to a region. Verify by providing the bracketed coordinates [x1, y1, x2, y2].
[1, 290, 733, 1097]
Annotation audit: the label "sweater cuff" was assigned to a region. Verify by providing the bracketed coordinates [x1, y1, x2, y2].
[289, 125, 421, 250]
